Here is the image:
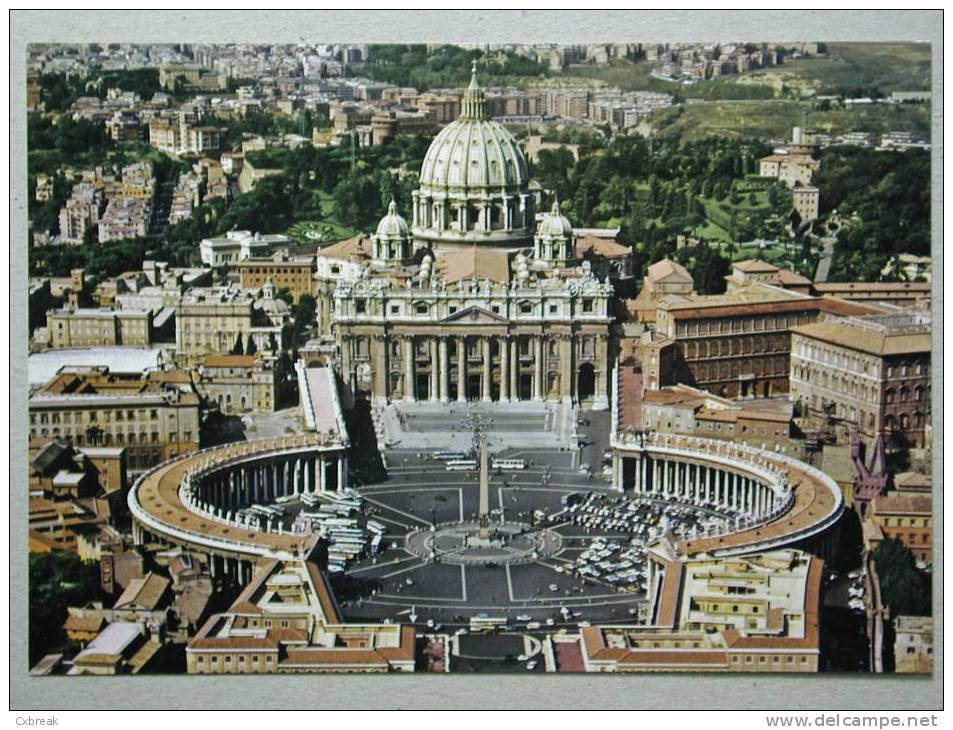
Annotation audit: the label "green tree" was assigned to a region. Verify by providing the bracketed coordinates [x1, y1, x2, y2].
[676, 242, 731, 295]
[291, 293, 317, 345]
[29, 552, 102, 665]
[872, 537, 931, 616]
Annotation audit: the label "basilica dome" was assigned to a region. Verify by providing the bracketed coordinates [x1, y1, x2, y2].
[417, 102, 529, 192]
[411, 62, 535, 249]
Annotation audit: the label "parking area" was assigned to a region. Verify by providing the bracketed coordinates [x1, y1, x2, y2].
[335, 446, 648, 629]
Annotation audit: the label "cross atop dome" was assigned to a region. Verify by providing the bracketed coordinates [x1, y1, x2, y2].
[468, 59, 480, 88]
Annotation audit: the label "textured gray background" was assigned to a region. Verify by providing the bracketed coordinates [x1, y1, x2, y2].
[9, 9, 943, 711]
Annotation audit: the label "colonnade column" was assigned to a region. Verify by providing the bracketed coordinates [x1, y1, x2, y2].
[456, 337, 466, 402]
[439, 337, 449, 403]
[338, 456, 348, 491]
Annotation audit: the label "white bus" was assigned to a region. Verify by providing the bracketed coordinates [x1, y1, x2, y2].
[469, 614, 507, 632]
[434, 451, 467, 461]
[445, 459, 478, 471]
[492, 458, 526, 470]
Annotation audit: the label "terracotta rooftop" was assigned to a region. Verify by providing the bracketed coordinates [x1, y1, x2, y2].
[576, 235, 631, 259]
[647, 258, 692, 282]
[893, 472, 932, 491]
[662, 292, 879, 320]
[812, 282, 931, 293]
[734, 259, 780, 274]
[318, 235, 371, 261]
[790, 321, 931, 356]
[871, 493, 932, 516]
[203, 355, 257, 368]
[114, 573, 170, 611]
[438, 247, 511, 284]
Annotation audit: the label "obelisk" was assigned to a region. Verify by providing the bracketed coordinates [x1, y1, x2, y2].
[478, 439, 490, 539]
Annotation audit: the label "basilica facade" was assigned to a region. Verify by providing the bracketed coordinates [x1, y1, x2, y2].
[332, 65, 614, 409]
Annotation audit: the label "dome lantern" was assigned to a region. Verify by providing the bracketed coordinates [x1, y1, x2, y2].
[460, 60, 489, 121]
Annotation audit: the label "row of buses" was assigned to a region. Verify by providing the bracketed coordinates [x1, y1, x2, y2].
[433, 452, 527, 472]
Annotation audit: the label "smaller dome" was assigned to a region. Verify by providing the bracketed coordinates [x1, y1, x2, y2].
[537, 199, 573, 238]
[376, 200, 409, 238]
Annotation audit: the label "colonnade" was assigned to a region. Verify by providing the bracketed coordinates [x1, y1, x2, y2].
[130, 523, 257, 585]
[186, 451, 347, 517]
[612, 453, 778, 520]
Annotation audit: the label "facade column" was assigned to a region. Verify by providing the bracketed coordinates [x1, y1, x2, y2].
[403, 336, 415, 402]
[499, 337, 510, 402]
[439, 337, 449, 403]
[482, 337, 492, 401]
[429, 338, 439, 401]
[533, 336, 544, 401]
[456, 337, 466, 402]
[612, 455, 623, 491]
[560, 335, 573, 400]
[318, 457, 326, 492]
[510, 339, 519, 401]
